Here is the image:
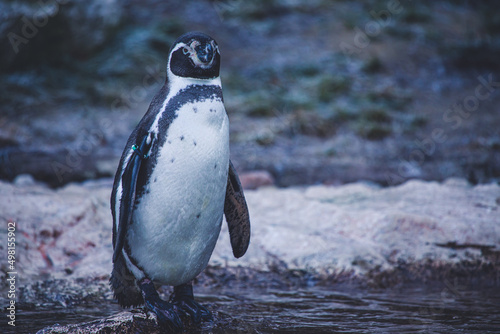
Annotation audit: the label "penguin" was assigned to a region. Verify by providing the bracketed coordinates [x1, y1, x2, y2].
[109, 32, 250, 331]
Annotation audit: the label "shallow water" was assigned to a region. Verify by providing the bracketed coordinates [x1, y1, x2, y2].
[204, 284, 500, 333]
[5, 283, 500, 333]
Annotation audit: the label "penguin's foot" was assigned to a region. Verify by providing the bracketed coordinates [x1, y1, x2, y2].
[170, 283, 211, 325]
[139, 278, 183, 331]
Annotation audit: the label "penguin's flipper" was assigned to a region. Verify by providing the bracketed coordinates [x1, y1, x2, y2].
[113, 134, 152, 263]
[224, 160, 251, 258]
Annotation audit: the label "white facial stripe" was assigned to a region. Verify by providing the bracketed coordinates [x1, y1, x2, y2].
[114, 149, 134, 235]
[169, 42, 189, 55]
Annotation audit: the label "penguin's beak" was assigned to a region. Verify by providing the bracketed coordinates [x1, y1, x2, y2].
[195, 42, 214, 64]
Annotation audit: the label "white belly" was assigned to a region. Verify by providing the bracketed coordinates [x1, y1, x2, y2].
[128, 99, 229, 286]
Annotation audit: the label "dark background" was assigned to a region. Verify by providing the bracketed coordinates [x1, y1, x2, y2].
[1, 0, 499, 188]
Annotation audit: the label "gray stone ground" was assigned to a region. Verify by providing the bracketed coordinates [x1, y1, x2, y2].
[1, 176, 498, 283]
[1, 176, 498, 332]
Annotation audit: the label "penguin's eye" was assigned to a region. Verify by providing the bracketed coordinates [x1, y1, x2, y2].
[182, 47, 189, 55]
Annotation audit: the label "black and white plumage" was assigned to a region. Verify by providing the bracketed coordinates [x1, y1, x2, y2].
[109, 32, 250, 330]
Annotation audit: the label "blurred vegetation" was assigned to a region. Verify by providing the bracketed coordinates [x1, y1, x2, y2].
[2, 0, 500, 145]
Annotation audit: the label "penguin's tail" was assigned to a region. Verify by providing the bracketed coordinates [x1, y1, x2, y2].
[110, 254, 144, 307]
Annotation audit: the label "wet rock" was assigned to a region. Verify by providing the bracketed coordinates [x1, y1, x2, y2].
[36, 310, 162, 334]
[13, 173, 36, 186]
[239, 170, 275, 189]
[36, 306, 235, 334]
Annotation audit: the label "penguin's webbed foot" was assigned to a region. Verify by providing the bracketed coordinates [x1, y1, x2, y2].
[170, 283, 211, 324]
[145, 297, 184, 331]
[139, 278, 183, 331]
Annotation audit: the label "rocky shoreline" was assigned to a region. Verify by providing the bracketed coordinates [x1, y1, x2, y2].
[0, 176, 498, 332]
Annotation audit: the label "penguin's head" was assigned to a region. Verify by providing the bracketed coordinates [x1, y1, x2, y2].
[168, 32, 220, 80]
